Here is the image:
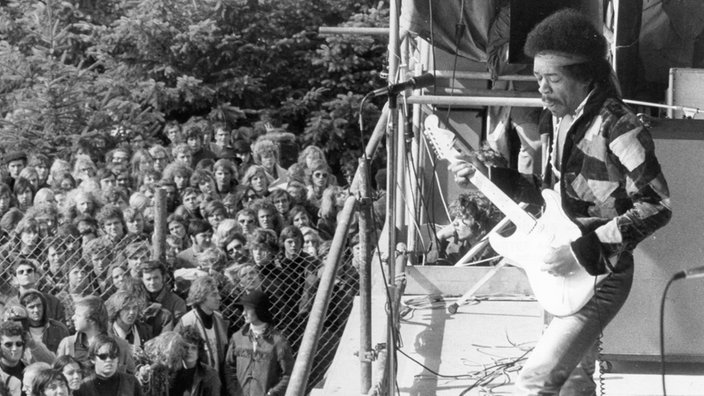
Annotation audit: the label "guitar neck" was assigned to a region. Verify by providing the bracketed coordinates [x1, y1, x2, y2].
[469, 170, 536, 233]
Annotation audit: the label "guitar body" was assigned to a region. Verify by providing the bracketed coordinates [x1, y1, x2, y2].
[488, 189, 607, 316]
[423, 114, 607, 316]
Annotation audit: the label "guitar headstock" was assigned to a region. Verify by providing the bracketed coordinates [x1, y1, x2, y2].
[423, 115, 472, 164]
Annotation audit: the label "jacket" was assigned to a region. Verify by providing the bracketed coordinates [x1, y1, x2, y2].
[176, 361, 222, 396]
[56, 332, 136, 374]
[539, 85, 672, 274]
[149, 287, 187, 323]
[174, 309, 229, 373]
[20, 289, 70, 353]
[224, 324, 293, 396]
[75, 372, 142, 396]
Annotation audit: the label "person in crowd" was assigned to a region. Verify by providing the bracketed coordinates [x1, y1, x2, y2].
[29, 368, 70, 396]
[173, 187, 202, 221]
[430, 192, 501, 265]
[156, 179, 179, 213]
[27, 154, 50, 191]
[202, 201, 226, 231]
[122, 207, 149, 244]
[106, 290, 154, 352]
[163, 121, 183, 152]
[7, 259, 65, 323]
[0, 183, 14, 220]
[240, 165, 271, 200]
[55, 260, 93, 334]
[189, 170, 216, 202]
[316, 185, 350, 240]
[47, 160, 70, 189]
[13, 178, 35, 213]
[52, 355, 83, 394]
[250, 199, 283, 236]
[305, 159, 333, 210]
[0, 320, 32, 388]
[210, 123, 236, 160]
[121, 242, 150, 279]
[56, 296, 135, 374]
[212, 159, 238, 198]
[19, 290, 69, 354]
[96, 168, 117, 194]
[119, 277, 174, 337]
[24, 203, 59, 239]
[2, 305, 57, 366]
[0, 218, 44, 262]
[22, 361, 51, 396]
[139, 260, 186, 324]
[171, 144, 194, 169]
[71, 157, 96, 186]
[74, 334, 141, 396]
[300, 226, 322, 259]
[278, 226, 320, 341]
[4, 151, 27, 191]
[106, 148, 131, 169]
[95, 205, 127, 249]
[251, 138, 288, 190]
[296, 146, 326, 176]
[234, 208, 256, 240]
[166, 214, 190, 252]
[175, 219, 213, 269]
[81, 238, 114, 295]
[450, 9, 672, 394]
[162, 162, 193, 196]
[269, 190, 293, 224]
[18, 169, 39, 193]
[224, 290, 293, 396]
[173, 326, 221, 396]
[174, 276, 229, 377]
[147, 145, 170, 174]
[38, 237, 67, 296]
[184, 126, 217, 168]
[223, 232, 249, 266]
[232, 140, 254, 181]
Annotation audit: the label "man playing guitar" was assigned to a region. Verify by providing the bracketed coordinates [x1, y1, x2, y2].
[450, 9, 672, 395]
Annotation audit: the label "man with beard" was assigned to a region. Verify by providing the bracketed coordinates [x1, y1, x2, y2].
[19, 290, 69, 354]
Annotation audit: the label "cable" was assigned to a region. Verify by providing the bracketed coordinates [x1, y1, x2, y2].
[660, 275, 677, 396]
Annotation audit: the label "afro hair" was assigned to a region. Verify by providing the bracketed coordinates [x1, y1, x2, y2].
[523, 8, 606, 61]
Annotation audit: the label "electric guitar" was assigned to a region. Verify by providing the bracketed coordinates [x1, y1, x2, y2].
[423, 115, 609, 316]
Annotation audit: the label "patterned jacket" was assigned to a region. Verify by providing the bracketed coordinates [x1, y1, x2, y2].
[540, 85, 672, 275]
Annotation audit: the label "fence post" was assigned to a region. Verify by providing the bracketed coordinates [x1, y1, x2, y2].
[151, 187, 167, 261]
[357, 157, 373, 393]
[285, 196, 358, 396]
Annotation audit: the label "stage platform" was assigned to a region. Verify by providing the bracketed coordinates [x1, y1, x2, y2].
[316, 265, 704, 395]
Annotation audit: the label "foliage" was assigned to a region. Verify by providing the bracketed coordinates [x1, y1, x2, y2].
[0, 0, 388, 168]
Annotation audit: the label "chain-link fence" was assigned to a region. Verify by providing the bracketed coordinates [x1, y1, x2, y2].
[0, 231, 357, 392]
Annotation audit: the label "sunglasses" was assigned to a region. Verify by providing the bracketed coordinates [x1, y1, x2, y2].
[16, 268, 34, 275]
[2, 341, 24, 349]
[238, 219, 255, 225]
[313, 172, 328, 178]
[96, 352, 119, 361]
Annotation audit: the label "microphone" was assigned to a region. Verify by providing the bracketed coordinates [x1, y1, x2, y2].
[673, 266, 704, 280]
[371, 73, 435, 97]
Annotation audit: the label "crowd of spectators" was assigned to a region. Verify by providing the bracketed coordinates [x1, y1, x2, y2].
[0, 117, 382, 395]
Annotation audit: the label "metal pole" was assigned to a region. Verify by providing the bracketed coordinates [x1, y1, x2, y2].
[285, 197, 358, 396]
[151, 187, 167, 261]
[358, 157, 373, 393]
[386, 1, 400, 394]
[406, 95, 543, 107]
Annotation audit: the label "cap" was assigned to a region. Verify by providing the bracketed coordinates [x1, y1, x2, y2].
[236, 290, 274, 323]
[4, 151, 27, 165]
